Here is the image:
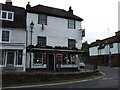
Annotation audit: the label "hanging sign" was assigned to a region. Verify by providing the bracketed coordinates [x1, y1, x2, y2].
[42, 24, 45, 31]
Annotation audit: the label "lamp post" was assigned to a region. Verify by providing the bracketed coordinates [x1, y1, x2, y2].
[109, 51, 112, 68]
[30, 21, 34, 45]
[29, 21, 34, 71]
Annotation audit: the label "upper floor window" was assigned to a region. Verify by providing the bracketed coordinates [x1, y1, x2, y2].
[37, 36, 46, 47]
[68, 19, 75, 29]
[68, 39, 76, 49]
[38, 14, 47, 25]
[0, 10, 14, 21]
[110, 43, 113, 48]
[2, 30, 10, 42]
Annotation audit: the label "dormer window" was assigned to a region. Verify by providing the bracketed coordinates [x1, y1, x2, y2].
[0, 10, 14, 21]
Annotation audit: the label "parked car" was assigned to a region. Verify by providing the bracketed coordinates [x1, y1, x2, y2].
[79, 61, 85, 68]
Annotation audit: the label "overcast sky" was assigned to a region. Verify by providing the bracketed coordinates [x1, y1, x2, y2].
[0, 0, 119, 43]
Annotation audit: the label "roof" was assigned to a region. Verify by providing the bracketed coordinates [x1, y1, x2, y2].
[26, 4, 83, 21]
[0, 3, 26, 29]
[89, 35, 120, 48]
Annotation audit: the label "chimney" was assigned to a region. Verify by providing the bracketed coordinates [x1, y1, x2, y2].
[68, 6, 73, 14]
[6, 0, 12, 5]
[115, 31, 120, 36]
[26, 2, 31, 9]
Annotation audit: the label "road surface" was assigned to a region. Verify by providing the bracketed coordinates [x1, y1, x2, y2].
[3, 65, 119, 89]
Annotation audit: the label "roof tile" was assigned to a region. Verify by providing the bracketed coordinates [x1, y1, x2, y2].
[27, 4, 83, 21]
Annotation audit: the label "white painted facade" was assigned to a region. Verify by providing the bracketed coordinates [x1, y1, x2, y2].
[89, 46, 99, 56]
[26, 12, 83, 69]
[26, 13, 82, 49]
[89, 43, 120, 56]
[0, 28, 26, 71]
[118, 43, 120, 54]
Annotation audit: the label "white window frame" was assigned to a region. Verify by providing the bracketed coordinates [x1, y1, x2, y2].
[0, 50, 7, 67]
[14, 50, 23, 67]
[0, 10, 14, 21]
[38, 14, 47, 25]
[1, 30, 11, 43]
[68, 19, 76, 29]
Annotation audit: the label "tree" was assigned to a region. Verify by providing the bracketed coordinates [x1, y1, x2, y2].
[81, 41, 89, 57]
[81, 41, 90, 64]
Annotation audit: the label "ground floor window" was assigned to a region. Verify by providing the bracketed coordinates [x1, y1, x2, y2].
[16, 50, 23, 65]
[33, 53, 43, 65]
[71, 54, 76, 64]
[68, 54, 76, 64]
[0, 50, 23, 67]
[63, 54, 67, 64]
[0, 50, 6, 65]
[62, 54, 77, 64]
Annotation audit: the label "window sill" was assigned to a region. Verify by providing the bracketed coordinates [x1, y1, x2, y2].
[33, 64, 44, 66]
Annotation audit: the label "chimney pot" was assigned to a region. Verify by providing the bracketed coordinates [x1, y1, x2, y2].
[26, 2, 31, 9]
[6, 0, 12, 5]
[68, 6, 73, 14]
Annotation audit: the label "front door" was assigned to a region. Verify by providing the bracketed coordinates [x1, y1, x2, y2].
[6, 51, 15, 68]
[48, 54, 54, 71]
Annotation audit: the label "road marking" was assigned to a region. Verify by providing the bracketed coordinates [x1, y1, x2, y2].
[102, 77, 114, 80]
[108, 78, 114, 80]
[102, 78, 108, 80]
[2, 71, 105, 89]
[113, 67, 120, 69]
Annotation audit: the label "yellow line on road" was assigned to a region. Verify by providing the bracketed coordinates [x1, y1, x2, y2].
[2, 71, 105, 89]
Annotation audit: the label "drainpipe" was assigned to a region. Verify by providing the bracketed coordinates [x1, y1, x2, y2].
[77, 54, 81, 70]
[22, 27, 27, 72]
[23, 9, 28, 72]
[117, 42, 120, 67]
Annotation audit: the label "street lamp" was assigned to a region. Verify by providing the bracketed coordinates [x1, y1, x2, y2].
[30, 21, 34, 45]
[29, 21, 34, 71]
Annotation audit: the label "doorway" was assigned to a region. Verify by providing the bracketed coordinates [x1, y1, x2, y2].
[6, 51, 15, 68]
[48, 54, 55, 71]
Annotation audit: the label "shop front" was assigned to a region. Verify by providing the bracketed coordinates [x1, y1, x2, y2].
[26, 48, 83, 71]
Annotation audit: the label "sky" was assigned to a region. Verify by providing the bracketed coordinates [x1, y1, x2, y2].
[0, 0, 119, 44]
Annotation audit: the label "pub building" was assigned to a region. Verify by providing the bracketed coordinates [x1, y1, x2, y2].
[26, 2, 85, 71]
